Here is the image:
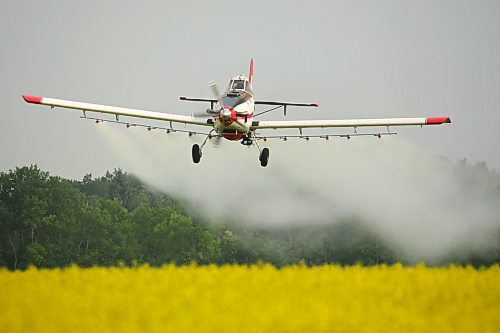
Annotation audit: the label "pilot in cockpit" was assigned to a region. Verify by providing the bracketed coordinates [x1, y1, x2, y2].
[232, 80, 244, 90]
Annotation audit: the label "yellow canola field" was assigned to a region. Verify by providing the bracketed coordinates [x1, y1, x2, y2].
[1, 264, 499, 332]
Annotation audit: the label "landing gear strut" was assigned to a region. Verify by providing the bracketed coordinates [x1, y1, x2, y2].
[192, 131, 270, 167]
[251, 131, 270, 167]
[191, 130, 215, 164]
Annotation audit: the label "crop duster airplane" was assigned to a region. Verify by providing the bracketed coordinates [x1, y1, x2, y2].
[23, 59, 451, 167]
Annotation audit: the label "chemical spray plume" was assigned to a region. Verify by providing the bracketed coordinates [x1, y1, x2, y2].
[96, 124, 500, 262]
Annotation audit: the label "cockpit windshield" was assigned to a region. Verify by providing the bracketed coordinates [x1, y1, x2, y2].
[230, 80, 245, 90]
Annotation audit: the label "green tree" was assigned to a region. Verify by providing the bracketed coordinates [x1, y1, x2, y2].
[130, 206, 219, 265]
[76, 169, 172, 211]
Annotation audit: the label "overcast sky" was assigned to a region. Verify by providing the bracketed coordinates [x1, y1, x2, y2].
[1, 0, 499, 179]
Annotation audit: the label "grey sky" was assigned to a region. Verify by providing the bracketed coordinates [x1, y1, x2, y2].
[1, 0, 499, 179]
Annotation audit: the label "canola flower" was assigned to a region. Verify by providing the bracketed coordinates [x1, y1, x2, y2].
[1, 264, 499, 332]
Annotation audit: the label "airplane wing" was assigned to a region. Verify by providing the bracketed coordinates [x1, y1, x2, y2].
[23, 95, 213, 127]
[251, 117, 451, 130]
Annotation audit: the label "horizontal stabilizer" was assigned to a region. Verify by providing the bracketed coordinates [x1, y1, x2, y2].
[255, 101, 319, 107]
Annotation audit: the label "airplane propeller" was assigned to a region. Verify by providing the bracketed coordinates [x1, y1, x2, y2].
[192, 81, 249, 124]
[212, 135, 222, 147]
[191, 81, 226, 118]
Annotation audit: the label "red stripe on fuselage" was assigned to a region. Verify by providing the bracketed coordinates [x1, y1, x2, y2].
[223, 105, 253, 121]
[236, 115, 253, 120]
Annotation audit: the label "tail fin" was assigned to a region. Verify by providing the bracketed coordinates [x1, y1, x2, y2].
[248, 58, 254, 89]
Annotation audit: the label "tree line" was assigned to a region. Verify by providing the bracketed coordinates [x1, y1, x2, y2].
[0, 164, 498, 270]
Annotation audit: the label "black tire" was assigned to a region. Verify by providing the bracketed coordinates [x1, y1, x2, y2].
[259, 148, 269, 167]
[192, 144, 201, 164]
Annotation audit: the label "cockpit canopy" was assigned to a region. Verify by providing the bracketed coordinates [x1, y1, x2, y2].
[227, 77, 251, 92]
[231, 80, 245, 90]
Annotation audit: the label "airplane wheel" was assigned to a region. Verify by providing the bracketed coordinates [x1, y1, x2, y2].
[259, 148, 269, 167]
[192, 144, 201, 164]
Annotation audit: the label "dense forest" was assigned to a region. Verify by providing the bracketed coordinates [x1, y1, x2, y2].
[1, 164, 499, 270]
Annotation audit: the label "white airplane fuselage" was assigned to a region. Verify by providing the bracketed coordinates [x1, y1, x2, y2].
[213, 75, 254, 141]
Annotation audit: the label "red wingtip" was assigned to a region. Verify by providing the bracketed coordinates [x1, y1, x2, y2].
[22, 95, 42, 104]
[426, 117, 452, 125]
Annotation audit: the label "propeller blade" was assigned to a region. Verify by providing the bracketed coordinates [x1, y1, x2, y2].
[209, 81, 224, 109]
[234, 119, 247, 128]
[192, 109, 220, 118]
[213, 135, 222, 147]
[192, 111, 208, 118]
